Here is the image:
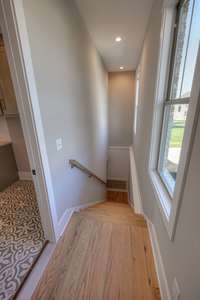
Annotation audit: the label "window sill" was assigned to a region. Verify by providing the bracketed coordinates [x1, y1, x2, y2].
[149, 169, 172, 238]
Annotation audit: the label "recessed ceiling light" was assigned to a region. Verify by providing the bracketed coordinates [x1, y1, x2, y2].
[115, 36, 122, 42]
[120, 66, 124, 70]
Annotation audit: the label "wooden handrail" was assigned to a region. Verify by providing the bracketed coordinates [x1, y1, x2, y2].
[69, 159, 106, 185]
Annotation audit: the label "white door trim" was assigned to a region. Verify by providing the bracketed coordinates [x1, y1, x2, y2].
[18, 171, 32, 181]
[0, 0, 57, 241]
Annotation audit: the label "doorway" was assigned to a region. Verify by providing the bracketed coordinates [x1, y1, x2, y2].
[0, 33, 47, 300]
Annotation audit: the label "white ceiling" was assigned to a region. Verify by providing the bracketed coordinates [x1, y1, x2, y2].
[75, 0, 154, 72]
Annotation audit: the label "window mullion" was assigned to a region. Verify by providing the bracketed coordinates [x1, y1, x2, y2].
[165, 97, 190, 105]
[157, 105, 171, 174]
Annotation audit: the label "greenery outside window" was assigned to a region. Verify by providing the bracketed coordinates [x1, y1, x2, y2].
[157, 0, 200, 196]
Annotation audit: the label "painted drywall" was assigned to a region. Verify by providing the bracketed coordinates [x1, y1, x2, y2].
[75, 0, 154, 71]
[107, 147, 130, 181]
[0, 116, 10, 140]
[0, 143, 18, 191]
[108, 72, 134, 181]
[0, 115, 30, 173]
[6, 116, 30, 172]
[22, 0, 108, 220]
[133, 0, 200, 299]
[108, 71, 135, 146]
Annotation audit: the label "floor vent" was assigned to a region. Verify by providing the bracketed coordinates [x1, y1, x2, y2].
[107, 179, 127, 191]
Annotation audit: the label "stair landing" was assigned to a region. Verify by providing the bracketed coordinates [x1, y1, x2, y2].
[32, 191, 161, 300]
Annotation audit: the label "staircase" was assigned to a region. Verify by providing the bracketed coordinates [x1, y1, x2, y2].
[32, 190, 161, 300]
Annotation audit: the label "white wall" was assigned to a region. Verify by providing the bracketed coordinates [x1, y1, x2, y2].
[22, 0, 108, 221]
[108, 146, 130, 181]
[108, 71, 135, 146]
[133, 0, 200, 298]
[108, 71, 134, 181]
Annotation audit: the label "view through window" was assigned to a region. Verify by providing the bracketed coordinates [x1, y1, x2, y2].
[158, 0, 200, 195]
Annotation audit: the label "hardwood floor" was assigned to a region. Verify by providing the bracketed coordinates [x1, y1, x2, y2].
[32, 192, 160, 300]
[107, 190, 128, 203]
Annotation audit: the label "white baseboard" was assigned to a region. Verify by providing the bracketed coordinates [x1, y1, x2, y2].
[128, 198, 135, 211]
[55, 199, 105, 243]
[18, 171, 32, 181]
[146, 216, 171, 300]
[73, 199, 104, 212]
[129, 147, 170, 300]
[17, 198, 105, 300]
[129, 147, 143, 214]
[128, 202, 171, 300]
[56, 208, 74, 240]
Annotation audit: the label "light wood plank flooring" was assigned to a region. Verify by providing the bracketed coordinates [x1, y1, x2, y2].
[107, 190, 128, 203]
[32, 192, 160, 300]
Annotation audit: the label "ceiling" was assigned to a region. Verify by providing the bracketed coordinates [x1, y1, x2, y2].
[75, 0, 154, 72]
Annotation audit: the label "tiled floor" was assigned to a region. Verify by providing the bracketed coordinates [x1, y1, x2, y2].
[0, 181, 45, 300]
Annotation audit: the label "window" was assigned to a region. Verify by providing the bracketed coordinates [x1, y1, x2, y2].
[157, 0, 200, 196]
[149, 0, 200, 239]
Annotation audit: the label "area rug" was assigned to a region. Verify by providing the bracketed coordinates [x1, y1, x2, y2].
[0, 181, 45, 300]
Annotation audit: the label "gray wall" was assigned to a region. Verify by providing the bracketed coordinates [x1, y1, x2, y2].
[133, 0, 200, 299]
[0, 144, 18, 191]
[0, 116, 10, 139]
[6, 116, 30, 172]
[108, 71, 135, 146]
[0, 116, 30, 173]
[23, 0, 108, 220]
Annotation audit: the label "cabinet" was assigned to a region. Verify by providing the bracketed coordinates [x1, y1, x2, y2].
[0, 143, 18, 191]
[0, 37, 18, 115]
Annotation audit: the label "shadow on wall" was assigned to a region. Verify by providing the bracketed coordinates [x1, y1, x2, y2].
[108, 71, 135, 147]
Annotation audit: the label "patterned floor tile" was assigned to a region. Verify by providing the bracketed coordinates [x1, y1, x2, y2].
[0, 181, 45, 300]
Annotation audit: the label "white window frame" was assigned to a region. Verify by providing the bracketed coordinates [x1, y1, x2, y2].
[134, 66, 140, 136]
[149, 0, 200, 240]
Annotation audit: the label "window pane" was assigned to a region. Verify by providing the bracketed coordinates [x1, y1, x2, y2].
[170, 0, 194, 99]
[158, 104, 188, 194]
[180, 0, 200, 98]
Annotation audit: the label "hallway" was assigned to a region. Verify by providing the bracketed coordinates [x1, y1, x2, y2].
[32, 192, 160, 300]
[0, 0, 200, 298]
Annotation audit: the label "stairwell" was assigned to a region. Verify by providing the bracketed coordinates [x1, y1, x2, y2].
[31, 190, 161, 300]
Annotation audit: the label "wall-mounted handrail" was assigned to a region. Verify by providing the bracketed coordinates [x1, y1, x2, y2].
[69, 159, 106, 185]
